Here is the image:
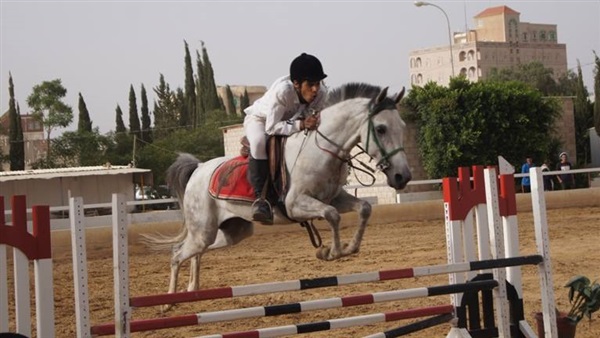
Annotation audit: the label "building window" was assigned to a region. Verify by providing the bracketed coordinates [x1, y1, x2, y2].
[459, 51, 466, 62]
[532, 31, 537, 41]
[468, 67, 476, 79]
[417, 74, 423, 84]
[416, 57, 422, 68]
[540, 31, 547, 41]
[522, 32, 527, 41]
[467, 50, 475, 61]
[549, 31, 556, 41]
[460, 68, 467, 76]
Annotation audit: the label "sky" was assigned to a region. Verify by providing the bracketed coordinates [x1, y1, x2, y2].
[1, 0, 600, 134]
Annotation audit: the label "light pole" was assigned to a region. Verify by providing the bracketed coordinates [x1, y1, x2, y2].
[414, 1, 455, 77]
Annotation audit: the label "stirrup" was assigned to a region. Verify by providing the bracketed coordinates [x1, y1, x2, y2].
[251, 198, 273, 224]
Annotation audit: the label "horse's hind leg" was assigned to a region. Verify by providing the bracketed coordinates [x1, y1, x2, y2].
[330, 190, 372, 256]
[164, 230, 214, 311]
[186, 219, 253, 292]
[188, 254, 201, 292]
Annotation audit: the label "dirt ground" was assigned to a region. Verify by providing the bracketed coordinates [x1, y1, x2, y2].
[4, 202, 600, 338]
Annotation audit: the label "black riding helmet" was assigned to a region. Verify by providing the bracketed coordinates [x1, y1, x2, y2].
[290, 53, 327, 83]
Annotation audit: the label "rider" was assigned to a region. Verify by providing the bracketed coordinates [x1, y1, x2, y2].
[243, 52, 328, 224]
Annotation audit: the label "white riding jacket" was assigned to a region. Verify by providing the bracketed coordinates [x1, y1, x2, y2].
[244, 75, 328, 136]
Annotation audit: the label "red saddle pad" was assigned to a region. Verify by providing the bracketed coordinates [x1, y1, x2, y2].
[208, 156, 255, 202]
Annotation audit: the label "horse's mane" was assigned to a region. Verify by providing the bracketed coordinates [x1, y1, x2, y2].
[324, 82, 382, 108]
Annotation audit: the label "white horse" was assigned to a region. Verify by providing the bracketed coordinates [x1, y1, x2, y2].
[146, 83, 412, 301]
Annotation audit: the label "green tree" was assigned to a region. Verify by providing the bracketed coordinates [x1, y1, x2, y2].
[8, 72, 25, 170]
[224, 85, 236, 116]
[195, 50, 206, 125]
[128, 85, 141, 140]
[404, 77, 560, 178]
[183, 40, 197, 127]
[153, 74, 179, 139]
[137, 109, 227, 185]
[594, 52, 600, 137]
[199, 41, 222, 112]
[140, 84, 152, 144]
[50, 130, 111, 167]
[115, 104, 126, 133]
[108, 105, 133, 166]
[573, 60, 593, 167]
[77, 92, 93, 133]
[176, 88, 188, 127]
[239, 88, 250, 114]
[487, 61, 559, 95]
[26, 79, 73, 160]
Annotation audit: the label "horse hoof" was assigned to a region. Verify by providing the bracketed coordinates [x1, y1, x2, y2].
[316, 245, 331, 261]
[161, 304, 174, 313]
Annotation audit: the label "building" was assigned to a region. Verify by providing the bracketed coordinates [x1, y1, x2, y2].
[409, 5, 576, 164]
[409, 5, 567, 86]
[0, 112, 47, 170]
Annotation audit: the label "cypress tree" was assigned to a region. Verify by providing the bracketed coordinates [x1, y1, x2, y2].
[140, 84, 152, 144]
[574, 60, 592, 165]
[200, 41, 222, 111]
[594, 52, 600, 137]
[195, 50, 206, 125]
[77, 92, 93, 132]
[239, 88, 250, 115]
[224, 85, 236, 116]
[8, 72, 25, 170]
[115, 104, 126, 133]
[183, 40, 197, 127]
[176, 88, 188, 127]
[112, 104, 133, 166]
[128, 85, 141, 139]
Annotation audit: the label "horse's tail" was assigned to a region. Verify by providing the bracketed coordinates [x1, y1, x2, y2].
[166, 152, 201, 206]
[141, 153, 201, 251]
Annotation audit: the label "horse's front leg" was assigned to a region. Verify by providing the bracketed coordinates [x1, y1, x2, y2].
[287, 194, 343, 261]
[330, 190, 372, 256]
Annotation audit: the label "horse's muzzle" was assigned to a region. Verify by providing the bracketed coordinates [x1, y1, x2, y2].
[392, 172, 412, 190]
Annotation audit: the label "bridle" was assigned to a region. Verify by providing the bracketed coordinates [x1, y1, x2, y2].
[314, 99, 405, 174]
[363, 100, 405, 171]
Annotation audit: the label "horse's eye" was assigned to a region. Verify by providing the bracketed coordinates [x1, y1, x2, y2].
[375, 125, 387, 135]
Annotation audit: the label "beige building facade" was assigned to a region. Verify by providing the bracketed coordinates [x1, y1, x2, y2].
[409, 5, 576, 164]
[409, 5, 567, 86]
[0, 113, 47, 171]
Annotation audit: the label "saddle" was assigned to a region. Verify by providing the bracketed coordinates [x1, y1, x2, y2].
[208, 136, 289, 210]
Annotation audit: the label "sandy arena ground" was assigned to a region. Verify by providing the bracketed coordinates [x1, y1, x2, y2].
[4, 198, 600, 337]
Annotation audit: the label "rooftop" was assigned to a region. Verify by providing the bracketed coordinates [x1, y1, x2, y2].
[474, 5, 520, 18]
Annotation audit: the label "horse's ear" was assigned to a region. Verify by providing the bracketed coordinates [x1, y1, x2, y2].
[375, 87, 389, 104]
[394, 87, 406, 104]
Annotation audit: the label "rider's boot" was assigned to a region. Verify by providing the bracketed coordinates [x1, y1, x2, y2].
[248, 157, 273, 224]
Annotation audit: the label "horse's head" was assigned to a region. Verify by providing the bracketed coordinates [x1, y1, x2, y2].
[361, 87, 412, 190]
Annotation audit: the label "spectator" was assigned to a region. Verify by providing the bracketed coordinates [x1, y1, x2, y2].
[520, 156, 534, 193]
[541, 163, 554, 191]
[556, 152, 575, 190]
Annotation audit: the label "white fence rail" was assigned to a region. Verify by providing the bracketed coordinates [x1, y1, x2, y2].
[2, 167, 598, 231]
